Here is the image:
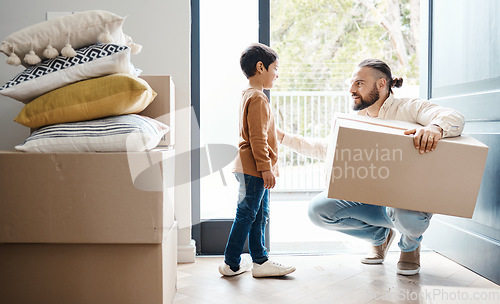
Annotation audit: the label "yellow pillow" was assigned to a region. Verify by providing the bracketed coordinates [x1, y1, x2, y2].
[14, 74, 157, 128]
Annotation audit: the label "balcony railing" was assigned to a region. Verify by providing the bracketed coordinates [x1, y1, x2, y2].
[271, 91, 351, 191]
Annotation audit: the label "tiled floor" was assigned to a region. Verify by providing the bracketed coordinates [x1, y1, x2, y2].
[174, 252, 499, 304]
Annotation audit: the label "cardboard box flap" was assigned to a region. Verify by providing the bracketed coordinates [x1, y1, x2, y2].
[334, 112, 423, 131]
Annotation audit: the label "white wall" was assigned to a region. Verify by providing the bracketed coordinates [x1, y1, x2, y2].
[0, 0, 194, 261]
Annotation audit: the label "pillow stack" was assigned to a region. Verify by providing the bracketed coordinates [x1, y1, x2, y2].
[0, 10, 169, 152]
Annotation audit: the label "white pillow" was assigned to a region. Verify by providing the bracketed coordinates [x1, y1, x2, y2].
[0, 43, 138, 103]
[15, 114, 169, 152]
[0, 10, 140, 67]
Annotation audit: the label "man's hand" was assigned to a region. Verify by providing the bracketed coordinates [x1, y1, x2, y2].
[404, 124, 443, 154]
[261, 170, 276, 189]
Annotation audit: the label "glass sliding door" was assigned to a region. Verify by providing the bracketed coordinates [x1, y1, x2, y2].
[194, 0, 266, 254]
[200, 0, 259, 220]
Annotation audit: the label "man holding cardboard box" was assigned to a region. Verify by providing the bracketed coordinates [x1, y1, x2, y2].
[277, 59, 465, 275]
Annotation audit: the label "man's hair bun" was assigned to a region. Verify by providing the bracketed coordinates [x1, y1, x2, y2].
[392, 77, 403, 88]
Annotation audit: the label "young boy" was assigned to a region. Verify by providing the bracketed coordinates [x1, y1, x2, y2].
[218, 43, 296, 277]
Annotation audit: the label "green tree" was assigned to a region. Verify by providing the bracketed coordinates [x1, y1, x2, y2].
[271, 0, 420, 170]
[271, 0, 420, 91]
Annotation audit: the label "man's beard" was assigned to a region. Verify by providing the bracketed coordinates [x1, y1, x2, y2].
[352, 84, 379, 111]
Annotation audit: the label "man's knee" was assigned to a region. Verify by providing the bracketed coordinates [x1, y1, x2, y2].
[307, 193, 342, 227]
[387, 208, 433, 235]
[307, 198, 325, 226]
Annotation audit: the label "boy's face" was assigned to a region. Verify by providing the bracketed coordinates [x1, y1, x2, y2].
[262, 59, 279, 90]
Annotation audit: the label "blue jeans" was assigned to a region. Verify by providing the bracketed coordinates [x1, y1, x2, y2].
[224, 173, 269, 269]
[308, 191, 432, 252]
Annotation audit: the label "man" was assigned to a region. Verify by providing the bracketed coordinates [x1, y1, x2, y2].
[277, 59, 465, 275]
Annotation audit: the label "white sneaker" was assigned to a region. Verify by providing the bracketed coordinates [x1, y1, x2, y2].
[218, 256, 252, 276]
[252, 260, 296, 278]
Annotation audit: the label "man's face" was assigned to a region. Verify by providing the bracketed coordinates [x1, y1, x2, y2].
[349, 67, 380, 111]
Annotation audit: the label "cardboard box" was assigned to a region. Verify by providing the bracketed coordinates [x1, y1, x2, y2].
[327, 114, 488, 218]
[0, 150, 175, 243]
[0, 222, 178, 304]
[140, 75, 175, 147]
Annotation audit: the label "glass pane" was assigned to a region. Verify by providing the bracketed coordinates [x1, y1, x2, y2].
[200, 0, 259, 220]
[270, 0, 420, 253]
[432, 0, 500, 97]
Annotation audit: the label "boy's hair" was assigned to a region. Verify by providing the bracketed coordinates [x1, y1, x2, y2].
[240, 43, 278, 79]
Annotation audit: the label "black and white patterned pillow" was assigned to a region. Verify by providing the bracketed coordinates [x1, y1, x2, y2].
[0, 43, 136, 103]
[15, 114, 170, 152]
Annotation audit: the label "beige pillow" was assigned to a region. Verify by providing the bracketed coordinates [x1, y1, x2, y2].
[0, 10, 140, 67]
[14, 74, 157, 128]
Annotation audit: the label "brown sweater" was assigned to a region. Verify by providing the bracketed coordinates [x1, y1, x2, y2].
[233, 88, 279, 178]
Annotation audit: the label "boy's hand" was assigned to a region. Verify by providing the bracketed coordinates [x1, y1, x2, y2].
[261, 170, 276, 189]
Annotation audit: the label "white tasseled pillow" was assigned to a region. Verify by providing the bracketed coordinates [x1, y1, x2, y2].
[0, 10, 142, 67]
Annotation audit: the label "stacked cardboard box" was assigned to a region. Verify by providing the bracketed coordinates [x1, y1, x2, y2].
[0, 150, 177, 304]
